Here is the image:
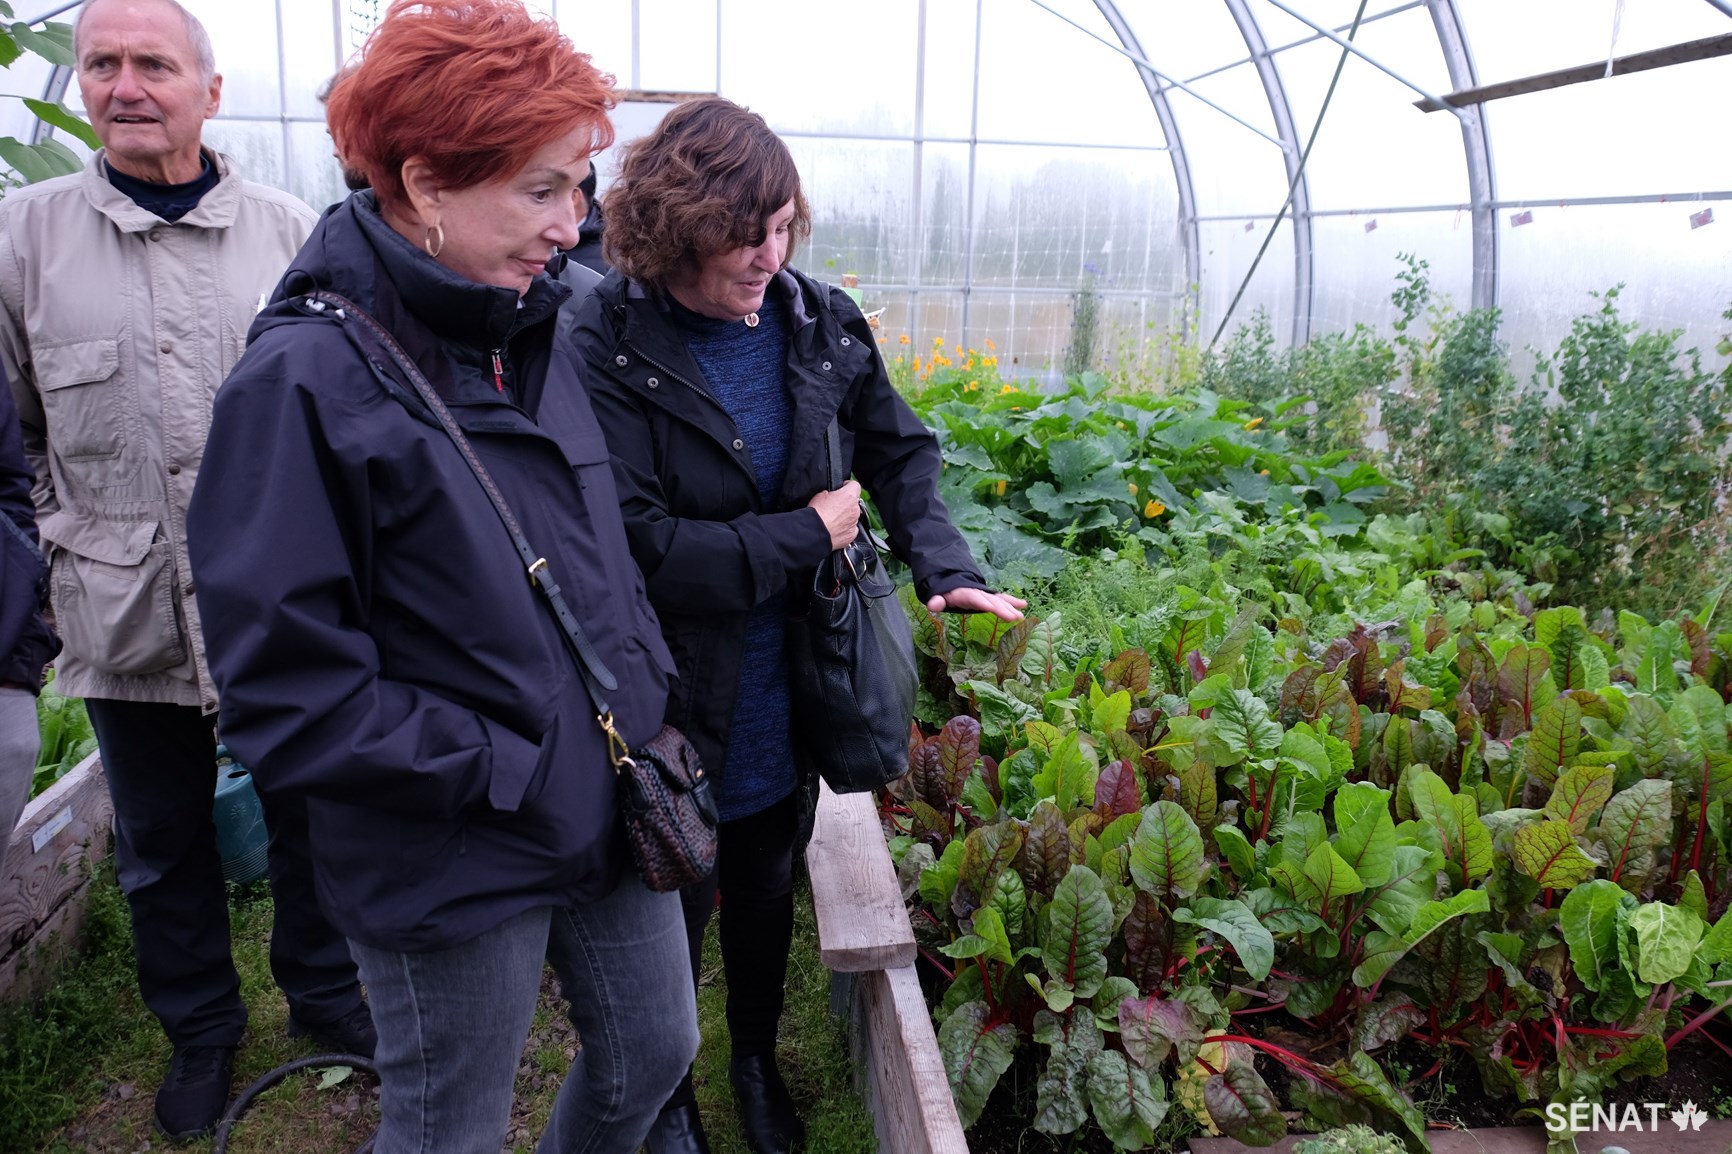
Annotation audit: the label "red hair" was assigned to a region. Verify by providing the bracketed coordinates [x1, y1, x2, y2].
[325, 0, 615, 213]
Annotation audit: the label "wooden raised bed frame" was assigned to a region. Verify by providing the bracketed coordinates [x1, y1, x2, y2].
[806, 779, 969, 1153]
[0, 750, 111, 1006]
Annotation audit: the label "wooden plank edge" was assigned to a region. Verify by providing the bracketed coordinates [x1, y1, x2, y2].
[16, 748, 103, 827]
[805, 779, 916, 973]
[857, 966, 968, 1154]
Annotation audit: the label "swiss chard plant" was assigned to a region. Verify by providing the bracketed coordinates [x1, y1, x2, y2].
[892, 574, 1732, 1153]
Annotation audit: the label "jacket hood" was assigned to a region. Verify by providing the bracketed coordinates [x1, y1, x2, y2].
[257, 191, 568, 353]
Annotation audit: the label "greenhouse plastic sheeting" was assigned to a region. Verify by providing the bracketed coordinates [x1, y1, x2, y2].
[11, 0, 1727, 379]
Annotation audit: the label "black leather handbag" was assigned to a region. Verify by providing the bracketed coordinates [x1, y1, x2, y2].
[302, 290, 718, 892]
[786, 420, 919, 794]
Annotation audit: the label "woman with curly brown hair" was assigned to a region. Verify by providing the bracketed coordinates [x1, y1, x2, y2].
[572, 96, 1022, 1154]
[187, 4, 697, 1151]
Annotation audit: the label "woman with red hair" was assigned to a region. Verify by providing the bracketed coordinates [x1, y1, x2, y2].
[185, 3, 697, 1151]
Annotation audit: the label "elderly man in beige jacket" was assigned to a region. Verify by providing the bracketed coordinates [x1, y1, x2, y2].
[0, 0, 370, 1139]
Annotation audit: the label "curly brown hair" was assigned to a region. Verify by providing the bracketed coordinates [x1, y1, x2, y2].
[602, 97, 812, 289]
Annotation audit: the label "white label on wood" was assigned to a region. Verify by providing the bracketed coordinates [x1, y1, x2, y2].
[32, 806, 73, 853]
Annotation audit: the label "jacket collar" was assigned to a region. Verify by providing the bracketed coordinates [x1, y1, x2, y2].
[275, 191, 566, 356]
[80, 147, 244, 232]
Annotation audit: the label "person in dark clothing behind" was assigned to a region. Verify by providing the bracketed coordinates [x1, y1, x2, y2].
[572, 95, 1024, 1154]
[187, 4, 696, 1152]
[0, 364, 57, 838]
[566, 159, 607, 274]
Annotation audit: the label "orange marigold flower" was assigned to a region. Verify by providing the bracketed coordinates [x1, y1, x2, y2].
[999, 384, 1014, 395]
[985, 338, 997, 350]
[898, 334, 911, 345]
[932, 336, 945, 348]
[1144, 499, 1166, 518]
[964, 381, 978, 392]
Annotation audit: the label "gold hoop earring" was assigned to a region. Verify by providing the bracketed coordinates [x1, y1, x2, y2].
[424, 223, 445, 258]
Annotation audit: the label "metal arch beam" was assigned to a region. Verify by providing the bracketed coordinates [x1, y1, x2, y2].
[1427, 0, 1498, 311]
[1091, 0, 1201, 328]
[1223, 0, 1314, 346]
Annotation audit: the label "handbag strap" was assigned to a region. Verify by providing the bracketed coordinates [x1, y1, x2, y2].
[300, 290, 635, 762]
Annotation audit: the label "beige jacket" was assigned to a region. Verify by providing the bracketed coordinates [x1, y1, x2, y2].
[0, 150, 316, 709]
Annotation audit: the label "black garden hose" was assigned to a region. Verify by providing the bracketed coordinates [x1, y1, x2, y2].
[210, 1052, 379, 1154]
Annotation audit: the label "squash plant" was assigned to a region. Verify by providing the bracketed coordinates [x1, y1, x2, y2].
[893, 583, 1732, 1152]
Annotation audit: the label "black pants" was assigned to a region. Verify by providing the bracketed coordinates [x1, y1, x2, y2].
[664, 791, 797, 1107]
[87, 699, 362, 1048]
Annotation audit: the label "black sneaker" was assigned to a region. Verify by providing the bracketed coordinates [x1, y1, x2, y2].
[287, 1000, 378, 1059]
[154, 1044, 235, 1141]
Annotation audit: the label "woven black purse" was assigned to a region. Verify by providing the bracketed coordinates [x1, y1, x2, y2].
[302, 290, 717, 892]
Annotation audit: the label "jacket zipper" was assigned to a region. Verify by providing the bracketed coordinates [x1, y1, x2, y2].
[491, 349, 504, 393]
[626, 342, 713, 410]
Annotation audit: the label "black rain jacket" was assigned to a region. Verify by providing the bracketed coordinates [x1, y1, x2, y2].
[188, 193, 674, 951]
[0, 363, 57, 690]
[570, 267, 985, 786]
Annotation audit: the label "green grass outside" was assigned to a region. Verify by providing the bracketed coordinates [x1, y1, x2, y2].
[0, 860, 873, 1153]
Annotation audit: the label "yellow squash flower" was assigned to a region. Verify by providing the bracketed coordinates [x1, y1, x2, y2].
[1128, 482, 1139, 496]
[994, 479, 1008, 496]
[1144, 499, 1166, 518]
[1244, 417, 1264, 430]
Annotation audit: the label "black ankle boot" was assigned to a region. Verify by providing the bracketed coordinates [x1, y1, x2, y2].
[728, 1054, 803, 1154]
[645, 1100, 711, 1154]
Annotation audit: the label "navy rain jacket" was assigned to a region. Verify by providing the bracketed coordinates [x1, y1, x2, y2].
[188, 193, 675, 952]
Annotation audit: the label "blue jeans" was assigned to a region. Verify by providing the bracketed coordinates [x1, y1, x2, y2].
[350, 875, 697, 1154]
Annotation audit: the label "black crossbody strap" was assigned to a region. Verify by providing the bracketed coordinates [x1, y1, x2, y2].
[301, 291, 623, 726]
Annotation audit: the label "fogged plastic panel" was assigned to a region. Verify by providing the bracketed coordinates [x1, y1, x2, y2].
[282, 6, 341, 118]
[966, 144, 1183, 295]
[1275, 11, 1469, 209]
[921, 1, 980, 141]
[784, 138, 916, 286]
[1308, 210, 1473, 338]
[1164, 65, 1288, 217]
[1496, 200, 1731, 371]
[918, 143, 972, 286]
[286, 120, 354, 214]
[637, 0, 717, 93]
[1476, 56, 1731, 201]
[975, 0, 1162, 148]
[1457, 0, 1729, 85]
[1197, 217, 1297, 346]
[560, 2, 635, 82]
[183, 0, 282, 119]
[1111, 0, 1269, 80]
[720, 0, 917, 135]
[202, 120, 287, 190]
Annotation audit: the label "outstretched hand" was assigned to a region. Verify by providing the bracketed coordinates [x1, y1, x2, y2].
[926, 586, 1027, 622]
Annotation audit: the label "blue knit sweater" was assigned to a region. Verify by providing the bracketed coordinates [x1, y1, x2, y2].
[674, 294, 796, 821]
